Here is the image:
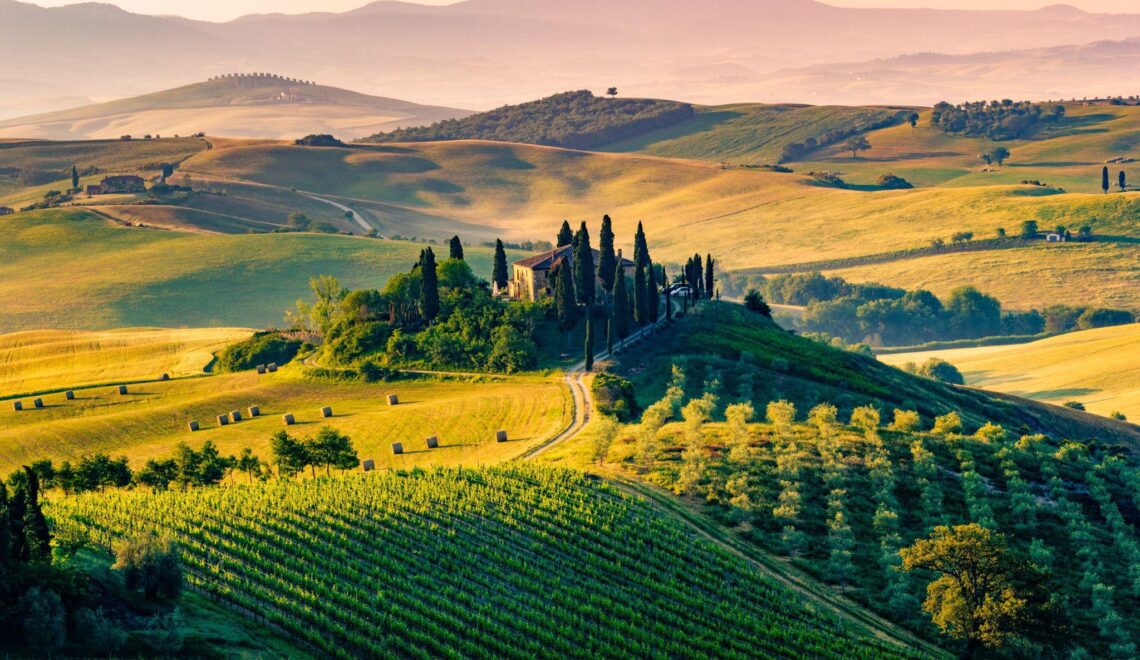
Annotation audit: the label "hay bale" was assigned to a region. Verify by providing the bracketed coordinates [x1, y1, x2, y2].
[12, 401, 23, 411]
[387, 394, 399, 406]
[118, 385, 128, 395]
[160, 373, 170, 381]
[256, 364, 266, 375]
[188, 420, 200, 432]
[283, 413, 295, 426]
[426, 435, 439, 449]
[391, 442, 404, 455]
[267, 363, 278, 373]
[230, 410, 242, 423]
[217, 414, 229, 426]
[65, 390, 74, 400]
[33, 398, 43, 409]
[496, 430, 508, 443]
[320, 406, 333, 418]
[248, 405, 261, 417]
[362, 459, 375, 472]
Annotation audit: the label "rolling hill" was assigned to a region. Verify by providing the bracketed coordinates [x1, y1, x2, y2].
[879, 324, 1140, 420]
[0, 74, 470, 141]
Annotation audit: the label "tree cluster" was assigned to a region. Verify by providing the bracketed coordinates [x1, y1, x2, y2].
[932, 100, 1064, 140]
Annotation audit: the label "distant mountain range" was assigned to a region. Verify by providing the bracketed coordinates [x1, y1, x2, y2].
[0, 75, 470, 140]
[1, 0, 1138, 118]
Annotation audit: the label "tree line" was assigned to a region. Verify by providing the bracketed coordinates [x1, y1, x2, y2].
[932, 100, 1065, 140]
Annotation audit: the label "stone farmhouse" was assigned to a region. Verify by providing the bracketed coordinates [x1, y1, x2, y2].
[508, 245, 634, 301]
[86, 175, 146, 195]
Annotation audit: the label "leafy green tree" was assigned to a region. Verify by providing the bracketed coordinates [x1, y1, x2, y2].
[19, 587, 66, 653]
[946, 286, 1002, 338]
[845, 135, 871, 158]
[573, 222, 595, 305]
[597, 214, 617, 294]
[556, 220, 574, 247]
[933, 411, 963, 436]
[1019, 220, 1038, 239]
[135, 459, 179, 491]
[113, 534, 183, 601]
[420, 247, 440, 323]
[236, 448, 262, 483]
[607, 87, 618, 99]
[271, 431, 309, 478]
[989, 146, 1010, 166]
[305, 427, 359, 475]
[492, 239, 508, 292]
[448, 235, 464, 260]
[725, 402, 755, 462]
[743, 289, 771, 316]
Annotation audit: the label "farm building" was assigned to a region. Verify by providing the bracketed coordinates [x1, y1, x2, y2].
[87, 175, 146, 195]
[1046, 233, 1067, 243]
[0, 206, 13, 216]
[508, 245, 634, 302]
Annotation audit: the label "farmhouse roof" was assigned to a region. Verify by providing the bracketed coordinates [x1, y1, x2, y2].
[102, 175, 144, 183]
[513, 244, 635, 271]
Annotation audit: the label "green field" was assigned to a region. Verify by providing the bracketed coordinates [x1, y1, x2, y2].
[0, 209, 511, 330]
[0, 365, 566, 475]
[880, 324, 1140, 419]
[49, 465, 917, 658]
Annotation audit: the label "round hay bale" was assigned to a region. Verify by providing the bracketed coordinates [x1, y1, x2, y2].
[256, 365, 266, 375]
[188, 420, 200, 432]
[64, 390, 74, 400]
[391, 442, 404, 455]
[217, 414, 229, 426]
[320, 406, 333, 418]
[496, 430, 508, 443]
[118, 385, 128, 395]
[12, 401, 23, 411]
[230, 410, 242, 423]
[160, 373, 170, 381]
[387, 394, 399, 406]
[426, 436, 439, 449]
[33, 398, 43, 409]
[248, 406, 261, 417]
[283, 413, 295, 426]
[267, 363, 278, 373]
[362, 459, 375, 472]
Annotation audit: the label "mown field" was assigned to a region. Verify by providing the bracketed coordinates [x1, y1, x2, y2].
[49, 465, 918, 659]
[0, 209, 509, 330]
[880, 324, 1140, 420]
[0, 365, 567, 474]
[0, 327, 251, 396]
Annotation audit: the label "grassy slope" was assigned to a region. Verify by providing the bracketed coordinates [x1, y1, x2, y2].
[0, 209, 508, 331]
[612, 303, 1140, 447]
[602, 103, 905, 164]
[0, 364, 567, 474]
[0, 327, 251, 396]
[879, 324, 1140, 419]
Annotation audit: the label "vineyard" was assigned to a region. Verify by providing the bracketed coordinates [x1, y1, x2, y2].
[49, 465, 916, 659]
[605, 370, 1140, 657]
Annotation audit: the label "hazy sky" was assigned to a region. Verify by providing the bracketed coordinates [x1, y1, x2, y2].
[31, 0, 1131, 22]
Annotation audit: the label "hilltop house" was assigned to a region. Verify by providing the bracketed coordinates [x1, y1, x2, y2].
[0, 206, 14, 216]
[87, 175, 146, 195]
[508, 245, 634, 301]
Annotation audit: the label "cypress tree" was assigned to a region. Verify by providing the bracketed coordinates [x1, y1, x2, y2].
[613, 264, 630, 339]
[606, 313, 614, 355]
[21, 467, 51, 564]
[584, 316, 594, 372]
[448, 235, 464, 260]
[553, 259, 578, 334]
[633, 221, 650, 268]
[420, 248, 439, 323]
[597, 215, 617, 294]
[1120, 170, 1127, 192]
[1102, 166, 1110, 194]
[573, 221, 595, 305]
[71, 166, 79, 190]
[633, 262, 648, 327]
[0, 483, 10, 563]
[704, 254, 715, 300]
[693, 254, 704, 299]
[557, 220, 574, 247]
[492, 239, 508, 292]
[647, 259, 659, 323]
[665, 283, 673, 321]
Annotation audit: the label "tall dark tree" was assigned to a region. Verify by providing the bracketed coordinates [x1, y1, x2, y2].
[646, 259, 659, 323]
[633, 262, 649, 327]
[1119, 170, 1127, 193]
[419, 248, 440, 323]
[584, 316, 595, 372]
[0, 483, 10, 563]
[448, 235, 464, 260]
[597, 215, 617, 294]
[1102, 166, 1110, 194]
[492, 239, 509, 293]
[20, 467, 51, 564]
[633, 221, 650, 268]
[606, 313, 615, 355]
[71, 166, 79, 190]
[553, 259, 578, 335]
[664, 283, 673, 321]
[704, 254, 715, 300]
[692, 254, 704, 299]
[557, 220, 574, 247]
[613, 264, 630, 339]
[573, 221, 595, 305]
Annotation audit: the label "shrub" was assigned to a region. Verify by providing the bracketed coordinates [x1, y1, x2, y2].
[216, 331, 302, 372]
[591, 372, 638, 422]
[974, 422, 1007, 444]
[743, 289, 771, 317]
[1076, 308, 1134, 330]
[1109, 411, 1127, 421]
[876, 173, 913, 189]
[113, 535, 184, 601]
[20, 587, 66, 654]
[889, 409, 923, 432]
[932, 411, 963, 436]
[1063, 401, 1086, 411]
[71, 607, 127, 655]
[294, 134, 345, 147]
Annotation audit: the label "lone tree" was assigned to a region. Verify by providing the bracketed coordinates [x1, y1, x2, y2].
[1019, 220, 1038, 239]
[845, 135, 871, 158]
[573, 221, 596, 306]
[1102, 166, 1110, 194]
[419, 247, 439, 323]
[990, 147, 1010, 167]
[584, 316, 594, 372]
[1120, 170, 1127, 192]
[908, 112, 920, 128]
[607, 87, 618, 99]
[70, 166, 79, 190]
[597, 214, 617, 296]
[448, 235, 464, 260]
[901, 524, 1042, 660]
[556, 220, 574, 247]
[492, 239, 508, 293]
